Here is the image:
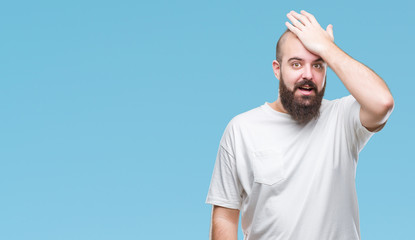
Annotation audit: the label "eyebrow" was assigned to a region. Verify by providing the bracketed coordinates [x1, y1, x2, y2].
[287, 57, 325, 63]
[287, 57, 303, 62]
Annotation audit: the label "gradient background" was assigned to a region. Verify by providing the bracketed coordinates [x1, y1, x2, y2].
[1, 0, 413, 239]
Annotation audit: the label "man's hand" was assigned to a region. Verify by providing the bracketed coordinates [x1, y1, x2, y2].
[285, 10, 334, 56]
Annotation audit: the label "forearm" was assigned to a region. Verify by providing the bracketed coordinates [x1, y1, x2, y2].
[211, 217, 238, 240]
[321, 43, 394, 123]
[210, 206, 239, 240]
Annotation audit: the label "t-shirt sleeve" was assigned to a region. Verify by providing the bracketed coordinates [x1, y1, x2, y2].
[205, 142, 243, 210]
[340, 95, 375, 154]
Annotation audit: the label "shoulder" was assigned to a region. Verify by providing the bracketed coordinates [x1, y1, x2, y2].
[322, 95, 355, 105]
[219, 104, 266, 146]
[320, 95, 358, 113]
[226, 104, 267, 130]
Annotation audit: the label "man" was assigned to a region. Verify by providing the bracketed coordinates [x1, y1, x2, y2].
[206, 10, 394, 240]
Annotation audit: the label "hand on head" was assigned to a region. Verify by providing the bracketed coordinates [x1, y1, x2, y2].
[285, 10, 334, 56]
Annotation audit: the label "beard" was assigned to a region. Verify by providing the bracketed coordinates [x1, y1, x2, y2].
[279, 75, 326, 124]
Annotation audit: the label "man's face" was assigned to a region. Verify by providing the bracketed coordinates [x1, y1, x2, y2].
[273, 32, 327, 123]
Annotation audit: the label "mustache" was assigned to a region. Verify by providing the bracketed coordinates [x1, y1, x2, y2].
[294, 79, 317, 91]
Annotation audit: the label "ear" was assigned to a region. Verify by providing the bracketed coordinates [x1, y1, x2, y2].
[272, 60, 281, 80]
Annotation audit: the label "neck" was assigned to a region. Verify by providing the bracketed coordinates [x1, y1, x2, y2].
[269, 97, 288, 114]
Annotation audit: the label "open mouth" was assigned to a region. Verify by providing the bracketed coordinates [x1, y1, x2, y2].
[298, 85, 315, 94]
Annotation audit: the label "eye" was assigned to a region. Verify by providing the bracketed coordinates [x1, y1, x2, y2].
[313, 63, 323, 69]
[292, 62, 301, 68]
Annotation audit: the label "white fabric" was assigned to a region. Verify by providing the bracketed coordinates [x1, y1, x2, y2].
[206, 95, 374, 240]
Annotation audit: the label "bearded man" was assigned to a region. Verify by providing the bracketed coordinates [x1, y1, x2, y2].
[206, 10, 394, 240]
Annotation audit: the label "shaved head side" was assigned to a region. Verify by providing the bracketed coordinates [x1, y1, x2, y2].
[275, 29, 293, 63]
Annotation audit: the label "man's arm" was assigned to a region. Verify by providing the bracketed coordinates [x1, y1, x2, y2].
[286, 10, 394, 131]
[210, 205, 240, 240]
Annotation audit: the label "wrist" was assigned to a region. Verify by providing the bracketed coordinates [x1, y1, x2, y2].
[320, 41, 340, 63]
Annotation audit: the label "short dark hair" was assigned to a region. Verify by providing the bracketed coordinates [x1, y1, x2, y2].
[275, 29, 292, 63]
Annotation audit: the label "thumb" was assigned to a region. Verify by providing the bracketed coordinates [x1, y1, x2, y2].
[326, 24, 334, 41]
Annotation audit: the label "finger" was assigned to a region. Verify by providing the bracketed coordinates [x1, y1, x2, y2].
[326, 24, 334, 41]
[287, 13, 305, 30]
[285, 22, 301, 36]
[300, 10, 318, 25]
[289, 10, 310, 26]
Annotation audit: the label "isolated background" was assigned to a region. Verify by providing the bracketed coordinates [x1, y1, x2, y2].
[1, 0, 413, 239]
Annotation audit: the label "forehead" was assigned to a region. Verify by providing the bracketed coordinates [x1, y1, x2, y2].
[280, 33, 322, 63]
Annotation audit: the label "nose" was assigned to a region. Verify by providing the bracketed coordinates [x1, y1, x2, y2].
[302, 64, 313, 80]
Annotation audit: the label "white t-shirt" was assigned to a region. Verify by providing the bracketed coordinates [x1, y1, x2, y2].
[206, 95, 374, 240]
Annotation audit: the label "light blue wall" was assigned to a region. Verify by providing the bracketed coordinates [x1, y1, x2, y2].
[0, 1, 413, 239]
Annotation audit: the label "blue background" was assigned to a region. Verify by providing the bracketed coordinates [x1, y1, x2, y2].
[1, 1, 413, 239]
